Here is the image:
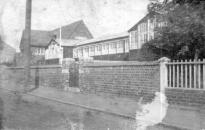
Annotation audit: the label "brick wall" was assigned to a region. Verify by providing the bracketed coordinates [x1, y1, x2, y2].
[166, 89, 205, 107]
[79, 61, 160, 103]
[4, 60, 205, 107]
[8, 65, 68, 89]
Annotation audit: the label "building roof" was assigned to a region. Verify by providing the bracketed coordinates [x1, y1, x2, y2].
[20, 20, 93, 49]
[21, 30, 53, 47]
[128, 12, 159, 32]
[52, 20, 93, 39]
[77, 32, 129, 46]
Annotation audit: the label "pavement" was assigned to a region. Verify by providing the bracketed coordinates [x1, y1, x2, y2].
[1, 85, 203, 130]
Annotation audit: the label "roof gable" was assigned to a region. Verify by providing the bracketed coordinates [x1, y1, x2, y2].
[52, 20, 93, 39]
[20, 30, 53, 49]
[128, 12, 159, 32]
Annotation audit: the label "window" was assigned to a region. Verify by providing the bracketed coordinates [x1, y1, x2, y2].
[111, 42, 116, 49]
[117, 42, 121, 49]
[98, 44, 102, 51]
[135, 31, 138, 48]
[85, 47, 89, 53]
[103, 44, 106, 50]
[125, 39, 129, 52]
[118, 41, 124, 49]
[130, 30, 138, 49]
[84, 47, 89, 55]
[130, 31, 135, 49]
[90, 46, 94, 52]
[78, 48, 83, 57]
[89, 46, 95, 56]
[84, 47, 89, 57]
[73, 49, 77, 58]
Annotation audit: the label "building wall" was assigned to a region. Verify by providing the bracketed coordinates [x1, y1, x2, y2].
[45, 41, 62, 60]
[63, 46, 74, 58]
[129, 16, 155, 50]
[31, 47, 46, 56]
[73, 37, 129, 60]
[129, 14, 165, 51]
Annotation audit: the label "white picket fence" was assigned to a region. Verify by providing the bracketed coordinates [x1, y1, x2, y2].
[166, 59, 205, 90]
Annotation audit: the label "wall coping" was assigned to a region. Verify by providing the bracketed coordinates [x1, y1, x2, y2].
[8, 65, 62, 69]
[80, 61, 160, 67]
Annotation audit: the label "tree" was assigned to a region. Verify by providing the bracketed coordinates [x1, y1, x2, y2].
[143, 0, 205, 60]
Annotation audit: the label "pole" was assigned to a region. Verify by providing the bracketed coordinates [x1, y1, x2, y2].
[59, 26, 63, 65]
[24, 0, 32, 92]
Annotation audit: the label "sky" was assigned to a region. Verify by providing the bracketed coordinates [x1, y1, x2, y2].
[0, 0, 149, 51]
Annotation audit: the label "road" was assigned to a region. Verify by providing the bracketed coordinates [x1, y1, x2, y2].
[0, 89, 182, 130]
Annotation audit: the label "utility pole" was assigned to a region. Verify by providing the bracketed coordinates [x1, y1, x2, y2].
[24, 0, 32, 92]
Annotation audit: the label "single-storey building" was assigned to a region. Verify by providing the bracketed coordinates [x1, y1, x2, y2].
[73, 32, 130, 61]
[73, 12, 165, 61]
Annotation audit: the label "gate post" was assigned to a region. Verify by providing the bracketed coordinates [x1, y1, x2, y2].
[158, 57, 170, 93]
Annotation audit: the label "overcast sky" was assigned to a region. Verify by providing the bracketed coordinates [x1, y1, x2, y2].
[0, 0, 149, 51]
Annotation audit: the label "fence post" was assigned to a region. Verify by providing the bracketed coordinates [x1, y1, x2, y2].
[158, 57, 170, 93]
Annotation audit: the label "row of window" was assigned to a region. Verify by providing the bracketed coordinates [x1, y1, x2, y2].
[33, 48, 45, 55]
[73, 39, 129, 58]
[130, 17, 165, 50]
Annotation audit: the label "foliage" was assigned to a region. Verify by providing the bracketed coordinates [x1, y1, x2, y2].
[144, 0, 205, 60]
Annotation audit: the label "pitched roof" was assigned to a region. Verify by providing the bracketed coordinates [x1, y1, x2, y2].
[20, 30, 53, 47]
[128, 12, 159, 32]
[52, 20, 93, 39]
[20, 20, 93, 49]
[77, 32, 129, 46]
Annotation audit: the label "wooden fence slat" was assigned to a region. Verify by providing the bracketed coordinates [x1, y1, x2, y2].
[173, 60, 175, 88]
[189, 59, 192, 89]
[169, 65, 172, 87]
[181, 60, 183, 88]
[185, 59, 187, 88]
[203, 59, 205, 89]
[198, 59, 201, 89]
[177, 60, 179, 88]
[194, 59, 197, 89]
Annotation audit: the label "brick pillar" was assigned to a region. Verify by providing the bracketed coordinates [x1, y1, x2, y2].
[158, 57, 170, 93]
[158, 57, 170, 120]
